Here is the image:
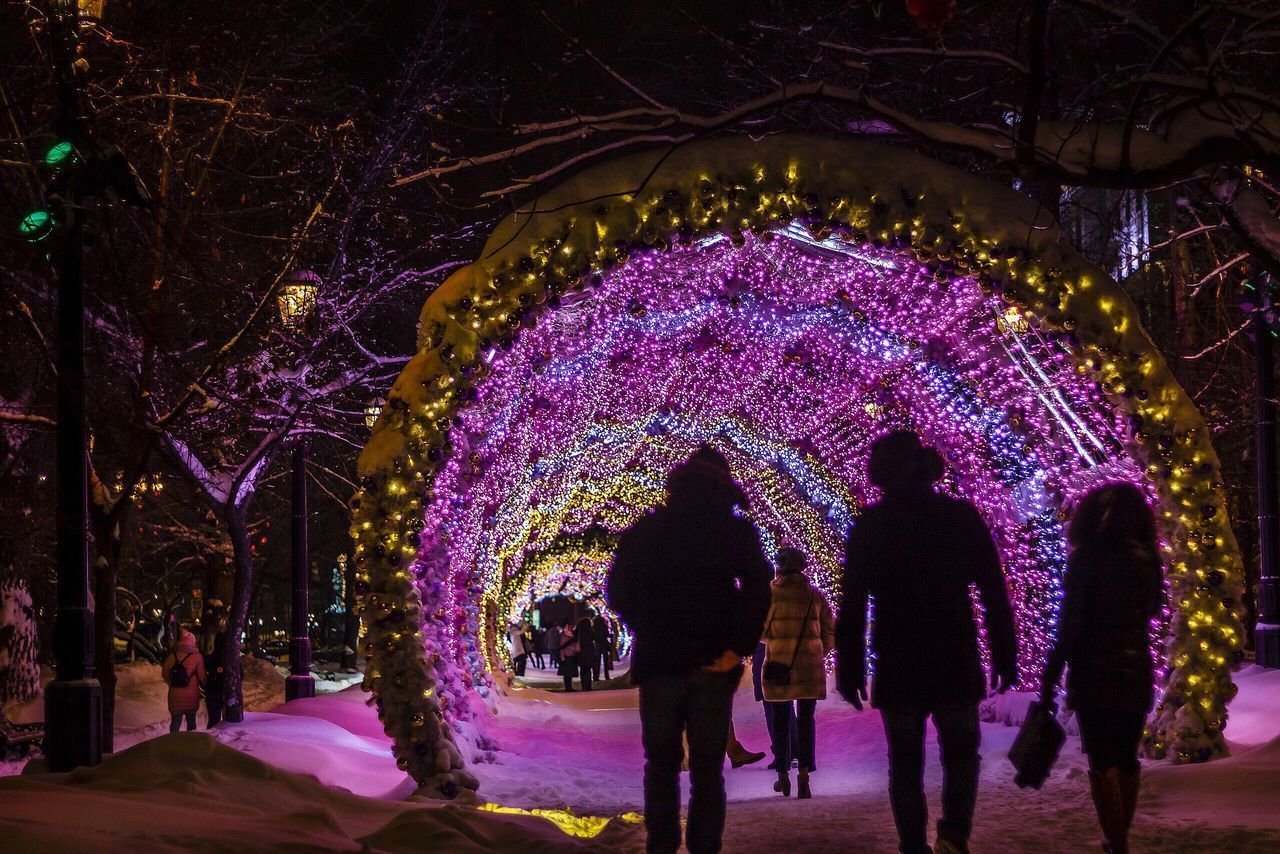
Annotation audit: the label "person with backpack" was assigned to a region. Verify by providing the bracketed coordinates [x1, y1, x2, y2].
[1041, 483, 1163, 854]
[608, 444, 772, 854]
[162, 628, 207, 733]
[761, 547, 835, 799]
[837, 431, 1017, 854]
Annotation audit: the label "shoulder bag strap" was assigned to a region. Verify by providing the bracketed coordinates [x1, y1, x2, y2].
[787, 593, 816, 670]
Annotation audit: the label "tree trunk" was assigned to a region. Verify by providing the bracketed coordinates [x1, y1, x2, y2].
[220, 506, 255, 722]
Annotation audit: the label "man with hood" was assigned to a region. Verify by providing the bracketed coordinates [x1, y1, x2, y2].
[837, 431, 1017, 854]
[608, 444, 772, 854]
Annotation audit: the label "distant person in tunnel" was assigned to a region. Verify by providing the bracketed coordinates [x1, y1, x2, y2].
[548, 622, 562, 669]
[608, 444, 772, 854]
[837, 430, 1017, 854]
[592, 611, 613, 682]
[557, 621, 579, 691]
[1041, 483, 1163, 854]
[761, 546, 835, 799]
[575, 613, 596, 691]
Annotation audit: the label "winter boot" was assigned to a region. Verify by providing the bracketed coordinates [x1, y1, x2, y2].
[1088, 769, 1130, 854]
[774, 771, 791, 797]
[1118, 768, 1140, 832]
[729, 749, 766, 769]
[797, 770, 811, 799]
[727, 732, 766, 769]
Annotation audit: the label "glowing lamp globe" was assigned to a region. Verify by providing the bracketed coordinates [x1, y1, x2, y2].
[19, 210, 55, 243]
[365, 399, 386, 430]
[277, 269, 321, 334]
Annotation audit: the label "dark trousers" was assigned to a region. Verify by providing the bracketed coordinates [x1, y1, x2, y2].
[170, 712, 197, 733]
[766, 699, 816, 771]
[561, 653, 578, 690]
[639, 668, 739, 854]
[580, 660, 594, 691]
[762, 702, 798, 767]
[881, 705, 980, 854]
[1076, 708, 1144, 773]
[206, 689, 224, 728]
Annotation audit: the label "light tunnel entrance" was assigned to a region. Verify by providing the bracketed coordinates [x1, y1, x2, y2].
[352, 137, 1245, 791]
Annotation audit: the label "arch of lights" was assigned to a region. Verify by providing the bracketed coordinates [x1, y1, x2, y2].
[351, 137, 1245, 793]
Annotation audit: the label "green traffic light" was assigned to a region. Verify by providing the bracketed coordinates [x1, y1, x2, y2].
[19, 209, 55, 241]
[43, 140, 76, 168]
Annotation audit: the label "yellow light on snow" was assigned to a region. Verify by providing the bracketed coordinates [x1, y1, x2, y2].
[477, 804, 643, 839]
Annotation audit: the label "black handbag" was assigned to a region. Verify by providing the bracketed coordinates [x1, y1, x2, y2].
[1008, 701, 1067, 790]
[762, 594, 815, 687]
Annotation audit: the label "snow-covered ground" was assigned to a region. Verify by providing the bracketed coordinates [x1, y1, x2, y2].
[2, 663, 1279, 851]
[475, 666, 1280, 852]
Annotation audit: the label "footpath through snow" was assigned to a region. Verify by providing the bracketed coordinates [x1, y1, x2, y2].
[3, 664, 1280, 852]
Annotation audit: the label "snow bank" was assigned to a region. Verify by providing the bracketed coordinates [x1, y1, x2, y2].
[0, 732, 642, 852]
[978, 689, 1080, 735]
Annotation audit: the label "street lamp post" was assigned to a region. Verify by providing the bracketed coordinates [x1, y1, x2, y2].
[1255, 270, 1280, 668]
[44, 0, 101, 773]
[277, 269, 319, 701]
[285, 439, 315, 700]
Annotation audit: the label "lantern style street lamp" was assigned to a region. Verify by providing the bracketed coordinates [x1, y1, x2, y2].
[277, 269, 321, 336]
[278, 269, 319, 701]
[365, 398, 385, 430]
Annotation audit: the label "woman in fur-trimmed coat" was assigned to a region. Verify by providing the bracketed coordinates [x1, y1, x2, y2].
[761, 548, 834, 798]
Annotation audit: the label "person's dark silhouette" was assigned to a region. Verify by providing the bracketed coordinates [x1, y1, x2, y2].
[575, 615, 596, 691]
[608, 444, 772, 854]
[836, 431, 1017, 854]
[1041, 483, 1163, 854]
[592, 613, 613, 681]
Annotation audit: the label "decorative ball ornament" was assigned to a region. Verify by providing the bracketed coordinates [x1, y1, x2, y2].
[353, 137, 1244, 789]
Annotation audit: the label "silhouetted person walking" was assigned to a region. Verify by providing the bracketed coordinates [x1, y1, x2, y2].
[1041, 483, 1162, 854]
[761, 547, 834, 799]
[609, 445, 772, 854]
[837, 431, 1017, 854]
[558, 622, 579, 691]
[575, 614, 596, 691]
[592, 612, 613, 681]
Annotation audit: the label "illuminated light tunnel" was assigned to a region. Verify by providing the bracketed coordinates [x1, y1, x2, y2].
[351, 137, 1245, 792]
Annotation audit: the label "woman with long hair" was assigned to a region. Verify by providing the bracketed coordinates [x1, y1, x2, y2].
[1041, 483, 1164, 854]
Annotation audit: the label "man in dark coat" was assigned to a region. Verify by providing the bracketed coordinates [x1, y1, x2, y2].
[592, 613, 613, 682]
[202, 602, 229, 729]
[575, 614, 596, 691]
[837, 431, 1017, 854]
[608, 444, 772, 854]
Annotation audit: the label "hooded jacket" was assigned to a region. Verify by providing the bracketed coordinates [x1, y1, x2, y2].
[608, 473, 772, 684]
[162, 630, 207, 715]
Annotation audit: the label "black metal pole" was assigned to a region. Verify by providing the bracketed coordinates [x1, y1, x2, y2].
[1256, 272, 1280, 668]
[285, 440, 315, 700]
[44, 0, 102, 772]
